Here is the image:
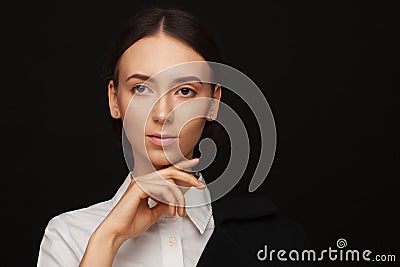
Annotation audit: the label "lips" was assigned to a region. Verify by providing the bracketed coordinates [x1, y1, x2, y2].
[146, 133, 178, 147]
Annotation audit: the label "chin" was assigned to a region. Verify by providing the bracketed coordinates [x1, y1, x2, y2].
[148, 150, 191, 167]
[148, 152, 177, 167]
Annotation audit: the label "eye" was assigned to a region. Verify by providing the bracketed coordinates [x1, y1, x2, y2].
[131, 84, 152, 94]
[176, 87, 197, 97]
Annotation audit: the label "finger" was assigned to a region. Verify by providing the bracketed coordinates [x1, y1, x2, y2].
[147, 184, 177, 216]
[150, 202, 168, 221]
[138, 182, 176, 206]
[168, 201, 175, 217]
[164, 169, 205, 189]
[155, 180, 184, 217]
[165, 179, 186, 217]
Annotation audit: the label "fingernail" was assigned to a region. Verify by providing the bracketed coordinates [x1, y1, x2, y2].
[196, 181, 206, 189]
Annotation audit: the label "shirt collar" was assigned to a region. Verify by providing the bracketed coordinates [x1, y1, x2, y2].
[181, 172, 213, 235]
[112, 171, 213, 235]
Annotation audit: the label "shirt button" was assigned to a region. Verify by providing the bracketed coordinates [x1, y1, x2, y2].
[167, 236, 177, 246]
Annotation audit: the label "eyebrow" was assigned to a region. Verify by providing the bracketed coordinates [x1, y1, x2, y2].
[172, 76, 203, 85]
[126, 73, 151, 82]
[126, 73, 203, 86]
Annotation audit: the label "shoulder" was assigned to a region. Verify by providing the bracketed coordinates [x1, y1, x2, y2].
[198, 195, 311, 267]
[44, 198, 114, 240]
[45, 198, 113, 233]
[38, 199, 114, 266]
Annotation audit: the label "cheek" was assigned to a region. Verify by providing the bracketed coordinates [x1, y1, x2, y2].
[178, 118, 206, 152]
[124, 114, 145, 151]
[122, 102, 149, 149]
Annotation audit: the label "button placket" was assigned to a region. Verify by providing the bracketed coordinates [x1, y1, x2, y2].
[157, 214, 184, 267]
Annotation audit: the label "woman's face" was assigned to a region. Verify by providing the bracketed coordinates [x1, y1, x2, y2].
[108, 33, 221, 170]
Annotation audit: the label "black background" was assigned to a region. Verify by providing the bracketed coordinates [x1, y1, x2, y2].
[3, 1, 399, 266]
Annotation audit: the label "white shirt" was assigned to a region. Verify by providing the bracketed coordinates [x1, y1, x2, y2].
[37, 172, 214, 267]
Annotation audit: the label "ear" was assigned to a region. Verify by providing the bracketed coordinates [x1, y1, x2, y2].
[108, 80, 121, 119]
[207, 84, 222, 121]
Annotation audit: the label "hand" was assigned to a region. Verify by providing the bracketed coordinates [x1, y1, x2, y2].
[92, 158, 204, 246]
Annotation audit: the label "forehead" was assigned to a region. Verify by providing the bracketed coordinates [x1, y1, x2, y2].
[118, 33, 209, 82]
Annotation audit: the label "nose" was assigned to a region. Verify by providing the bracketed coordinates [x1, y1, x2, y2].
[151, 94, 174, 125]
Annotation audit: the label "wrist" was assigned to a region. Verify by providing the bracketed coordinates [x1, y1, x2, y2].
[80, 229, 125, 267]
[89, 228, 125, 255]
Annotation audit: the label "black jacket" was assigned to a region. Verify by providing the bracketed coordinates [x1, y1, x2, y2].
[197, 195, 312, 267]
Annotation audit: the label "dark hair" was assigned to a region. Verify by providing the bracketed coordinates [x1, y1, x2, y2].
[104, 6, 225, 159]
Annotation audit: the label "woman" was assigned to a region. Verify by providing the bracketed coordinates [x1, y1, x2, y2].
[38, 6, 308, 267]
